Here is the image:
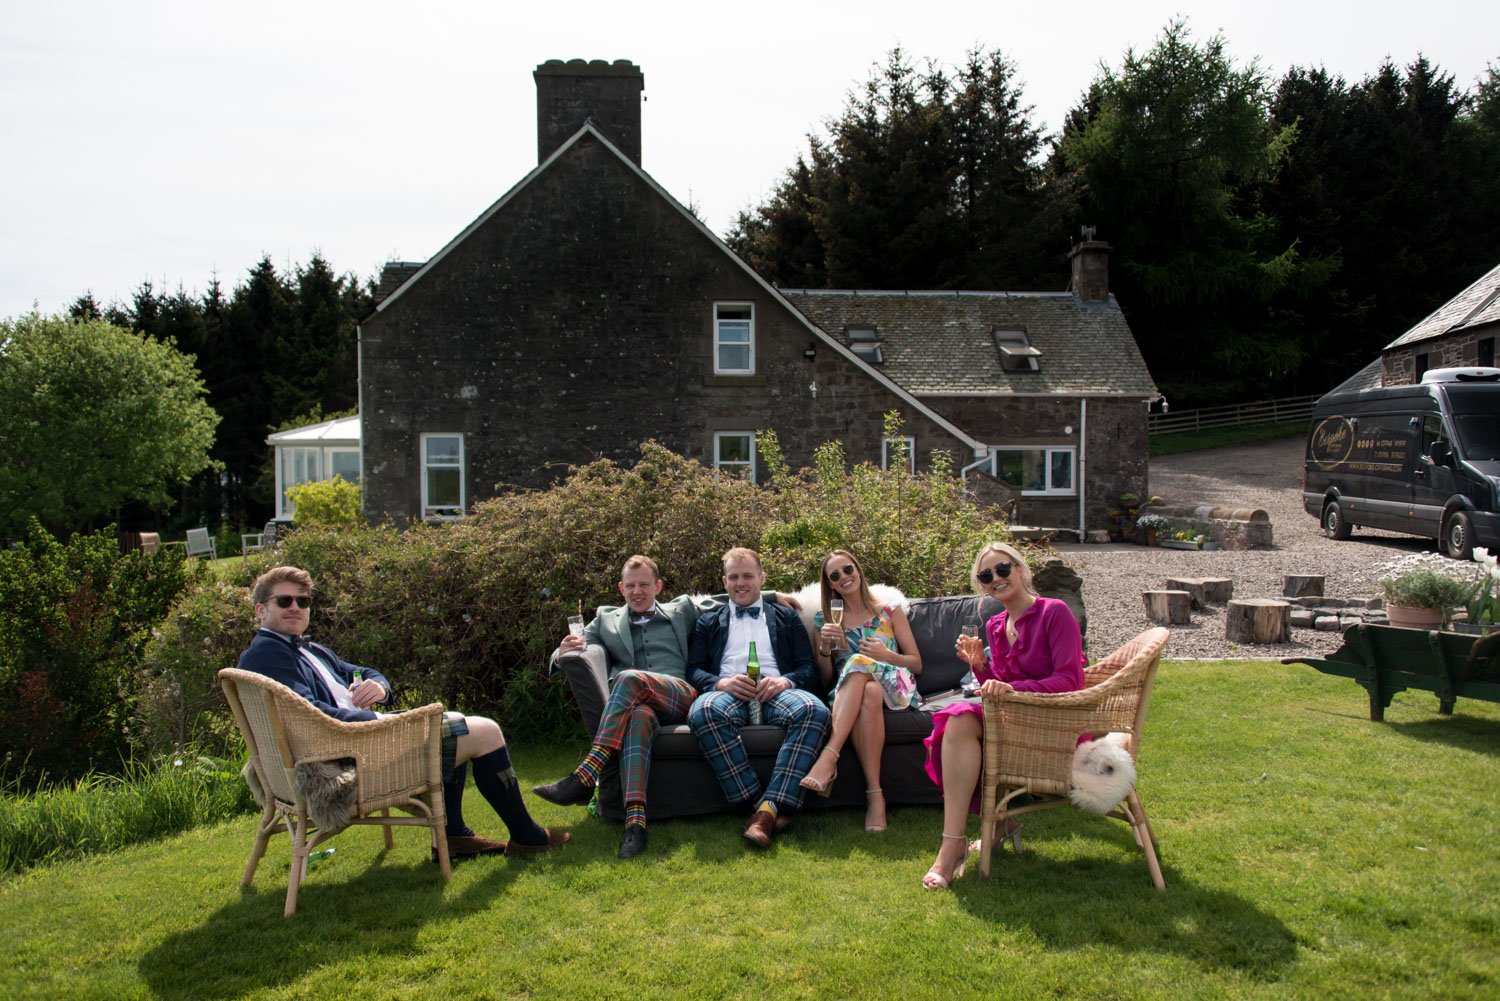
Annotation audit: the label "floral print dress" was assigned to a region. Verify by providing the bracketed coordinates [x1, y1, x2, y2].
[829, 605, 920, 710]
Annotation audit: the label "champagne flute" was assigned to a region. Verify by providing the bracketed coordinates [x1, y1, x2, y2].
[960, 623, 980, 666]
[829, 598, 844, 651]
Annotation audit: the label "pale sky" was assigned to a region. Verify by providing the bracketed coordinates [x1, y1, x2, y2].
[2, 0, 1495, 319]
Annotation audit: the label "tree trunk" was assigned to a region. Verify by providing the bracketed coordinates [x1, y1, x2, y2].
[1143, 590, 1192, 625]
[1200, 578, 1234, 603]
[1225, 599, 1291, 643]
[1165, 577, 1207, 609]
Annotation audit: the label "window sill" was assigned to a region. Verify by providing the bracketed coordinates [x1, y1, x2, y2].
[705, 374, 766, 387]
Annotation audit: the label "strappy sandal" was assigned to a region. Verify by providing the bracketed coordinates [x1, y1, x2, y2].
[864, 788, 887, 832]
[922, 833, 969, 889]
[798, 747, 839, 797]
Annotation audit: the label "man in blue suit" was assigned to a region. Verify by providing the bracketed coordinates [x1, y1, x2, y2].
[238, 565, 569, 860]
[687, 547, 829, 848]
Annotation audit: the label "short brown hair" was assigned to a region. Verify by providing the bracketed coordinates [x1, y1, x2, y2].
[721, 547, 762, 570]
[252, 566, 314, 605]
[621, 555, 660, 580]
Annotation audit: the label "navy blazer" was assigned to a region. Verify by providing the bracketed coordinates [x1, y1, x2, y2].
[237, 629, 392, 723]
[687, 601, 817, 694]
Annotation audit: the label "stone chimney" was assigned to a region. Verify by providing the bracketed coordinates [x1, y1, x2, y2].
[1069, 233, 1111, 304]
[534, 59, 644, 166]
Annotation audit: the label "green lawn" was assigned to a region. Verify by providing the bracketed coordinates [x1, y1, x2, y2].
[4, 661, 1497, 1000]
[1149, 422, 1307, 457]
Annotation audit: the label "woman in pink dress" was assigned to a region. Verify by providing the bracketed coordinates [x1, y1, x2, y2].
[921, 542, 1085, 889]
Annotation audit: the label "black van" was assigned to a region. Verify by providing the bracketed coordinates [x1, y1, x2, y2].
[1303, 367, 1500, 556]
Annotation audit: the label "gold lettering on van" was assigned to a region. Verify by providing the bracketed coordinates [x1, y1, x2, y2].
[1309, 417, 1354, 469]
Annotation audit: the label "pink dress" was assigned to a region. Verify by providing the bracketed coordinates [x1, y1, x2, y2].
[922, 596, 1086, 812]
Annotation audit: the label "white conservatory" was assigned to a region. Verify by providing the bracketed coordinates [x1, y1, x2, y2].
[267, 414, 361, 519]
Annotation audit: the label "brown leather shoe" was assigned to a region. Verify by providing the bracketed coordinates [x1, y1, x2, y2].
[504, 827, 572, 857]
[441, 834, 507, 861]
[742, 809, 778, 849]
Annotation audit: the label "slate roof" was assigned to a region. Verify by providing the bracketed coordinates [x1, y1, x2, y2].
[1385, 261, 1500, 349]
[1322, 357, 1384, 399]
[781, 289, 1159, 397]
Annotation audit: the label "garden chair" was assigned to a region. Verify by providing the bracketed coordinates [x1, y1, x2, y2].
[184, 527, 218, 559]
[241, 531, 266, 555]
[218, 668, 452, 916]
[978, 626, 1170, 890]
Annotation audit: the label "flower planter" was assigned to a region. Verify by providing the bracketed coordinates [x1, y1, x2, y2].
[1143, 528, 1159, 547]
[1385, 603, 1445, 630]
[1159, 540, 1199, 550]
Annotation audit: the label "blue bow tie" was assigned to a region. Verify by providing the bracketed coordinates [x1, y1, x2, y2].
[289, 634, 310, 649]
[735, 605, 760, 619]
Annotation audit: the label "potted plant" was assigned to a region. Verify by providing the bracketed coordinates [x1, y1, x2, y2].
[1135, 513, 1169, 546]
[1374, 554, 1478, 629]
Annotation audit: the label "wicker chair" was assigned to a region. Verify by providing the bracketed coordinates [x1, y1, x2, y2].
[218, 668, 452, 916]
[977, 626, 1170, 890]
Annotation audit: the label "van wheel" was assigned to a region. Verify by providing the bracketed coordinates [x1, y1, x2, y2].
[1443, 511, 1474, 558]
[1322, 501, 1352, 540]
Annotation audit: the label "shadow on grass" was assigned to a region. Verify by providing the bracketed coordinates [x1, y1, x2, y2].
[1385, 712, 1500, 755]
[137, 853, 519, 1000]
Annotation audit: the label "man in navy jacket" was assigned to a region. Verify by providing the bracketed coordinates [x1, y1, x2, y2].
[238, 565, 569, 860]
[687, 548, 829, 848]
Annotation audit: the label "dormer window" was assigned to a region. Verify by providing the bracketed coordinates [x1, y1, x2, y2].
[847, 325, 884, 365]
[993, 326, 1040, 372]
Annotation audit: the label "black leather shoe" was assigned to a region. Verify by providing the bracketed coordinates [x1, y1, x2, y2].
[618, 824, 648, 859]
[532, 773, 593, 806]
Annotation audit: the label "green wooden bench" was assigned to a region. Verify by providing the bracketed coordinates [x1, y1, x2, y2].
[1285, 624, 1500, 721]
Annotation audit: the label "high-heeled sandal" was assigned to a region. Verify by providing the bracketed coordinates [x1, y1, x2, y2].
[922, 833, 969, 889]
[798, 747, 839, 797]
[864, 788, 886, 832]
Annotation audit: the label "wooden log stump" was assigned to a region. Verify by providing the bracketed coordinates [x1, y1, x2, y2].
[1200, 578, 1234, 603]
[1282, 574, 1326, 599]
[1225, 599, 1291, 643]
[1165, 577, 1207, 609]
[1143, 590, 1192, 625]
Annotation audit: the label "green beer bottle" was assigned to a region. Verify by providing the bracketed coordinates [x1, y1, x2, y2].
[746, 640, 762, 724]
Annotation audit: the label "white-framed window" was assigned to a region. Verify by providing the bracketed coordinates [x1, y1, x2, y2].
[881, 436, 916, 473]
[421, 433, 465, 519]
[993, 447, 1076, 495]
[329, 448, 361, 484]
[993, 326, 1041, 372]
[714, 302, 754, 374]
[281, 447, 321, 514]
[714, 431, 756, 480]
[848, 325, 884, 365]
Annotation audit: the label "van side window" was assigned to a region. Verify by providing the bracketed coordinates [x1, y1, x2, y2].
[1420, 414, 1449, 462]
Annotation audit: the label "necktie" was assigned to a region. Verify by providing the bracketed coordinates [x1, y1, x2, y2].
[735, 606, 760, 619]
[290, 634, 309, 649]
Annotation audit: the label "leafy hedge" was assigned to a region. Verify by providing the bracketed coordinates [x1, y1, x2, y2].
[143, 433, 1027, 749]
[0, 521, 203, 787]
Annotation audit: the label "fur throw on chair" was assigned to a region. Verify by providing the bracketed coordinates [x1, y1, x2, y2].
[241, 757, 359, 833]
[789, 581, 909, 641]
[1069, 733, 1136, 814]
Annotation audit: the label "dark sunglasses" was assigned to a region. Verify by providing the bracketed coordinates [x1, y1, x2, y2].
[270, 595, 311, 609]
[976, 562, 1014, 585]
[827, 564, 856, 583]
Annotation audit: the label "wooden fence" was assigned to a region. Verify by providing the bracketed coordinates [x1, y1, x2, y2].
[1148, 394, 1321, 436]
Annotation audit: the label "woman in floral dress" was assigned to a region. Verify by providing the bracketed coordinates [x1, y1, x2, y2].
[799, 549, 922, 832]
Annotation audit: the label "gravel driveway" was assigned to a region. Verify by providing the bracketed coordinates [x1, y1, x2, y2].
[1056, 434, 1440, 661]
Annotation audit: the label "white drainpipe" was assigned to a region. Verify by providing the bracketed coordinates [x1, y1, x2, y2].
[959, 449, 992, 484]
[1077, 399, 1088, 542]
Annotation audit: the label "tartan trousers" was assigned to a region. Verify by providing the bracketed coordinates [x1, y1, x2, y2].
[594, 669, 696, 807]
[688, 688, 830, 811]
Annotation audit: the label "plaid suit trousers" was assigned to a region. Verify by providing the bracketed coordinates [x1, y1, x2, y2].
[688, 688, 829, 810]
[595, 670, 696, 806]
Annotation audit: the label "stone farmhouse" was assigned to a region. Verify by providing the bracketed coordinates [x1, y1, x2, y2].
[341, 59, 1159, 534]
[1380, 261, 1500, 384]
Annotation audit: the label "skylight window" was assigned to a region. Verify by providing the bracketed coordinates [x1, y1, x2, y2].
[993, 327, 1040, 372]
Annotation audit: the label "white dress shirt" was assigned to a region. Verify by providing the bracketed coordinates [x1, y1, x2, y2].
[718, 600, 781, 678]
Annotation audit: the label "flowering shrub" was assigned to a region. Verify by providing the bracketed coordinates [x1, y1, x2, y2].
[1135, 513, 1171, 531]
[1464, 547, 1500, 625]
[1369, 552, 1478, 617]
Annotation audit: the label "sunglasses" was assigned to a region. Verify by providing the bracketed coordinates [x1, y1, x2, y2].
[976, 562, 1014, 585]
[270, 595, 311, 609]
[827, 564, 856, 583]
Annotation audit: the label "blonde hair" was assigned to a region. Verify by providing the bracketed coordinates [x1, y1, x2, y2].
[252, 566, 313, 605]
[820, 549, 877, 621]
[721, 547, 762, 570]
[621, 555, 660, 580]
[970, 542, 1033, 596]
